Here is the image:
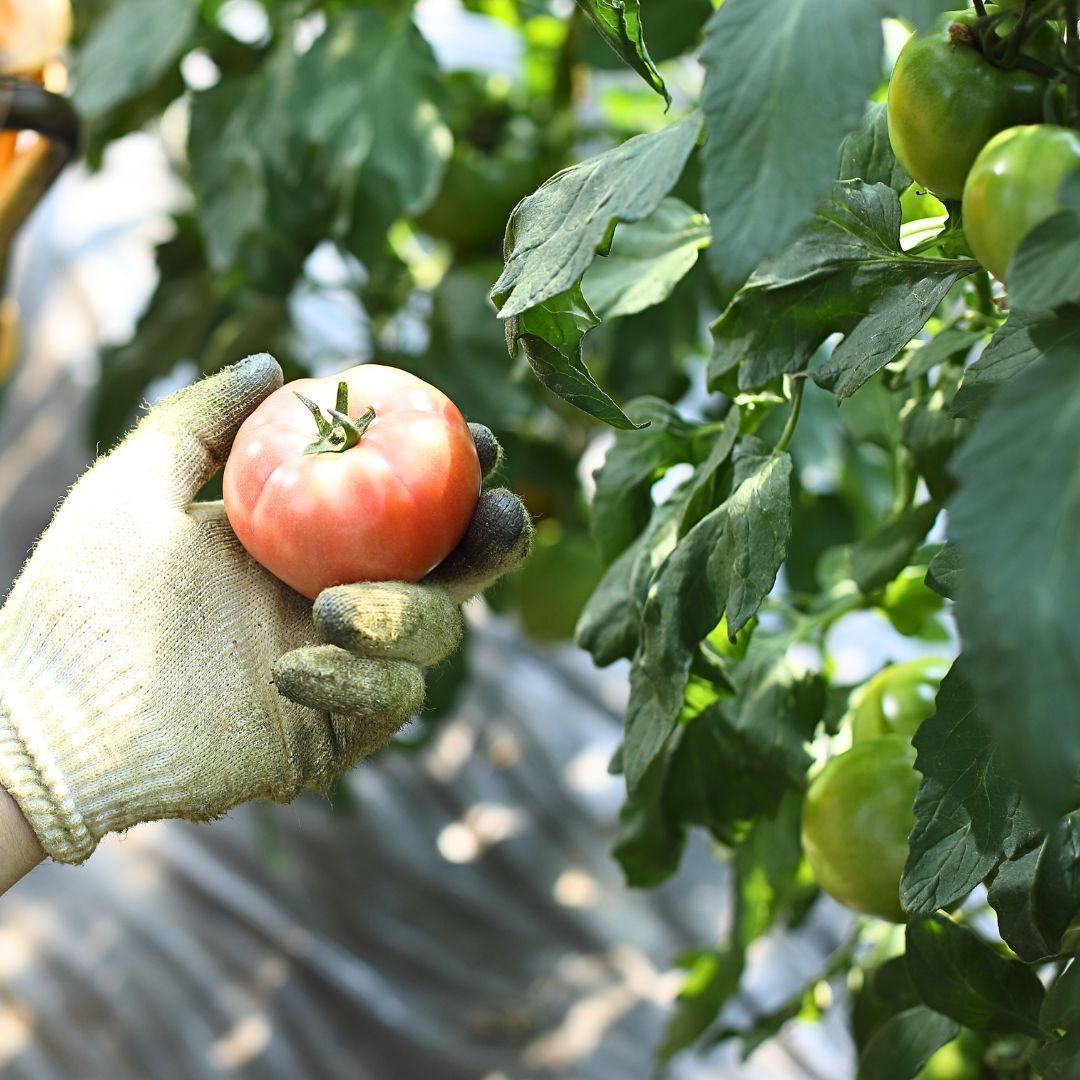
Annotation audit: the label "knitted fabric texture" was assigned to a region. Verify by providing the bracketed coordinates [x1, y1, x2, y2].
[0, 355, 530, 864]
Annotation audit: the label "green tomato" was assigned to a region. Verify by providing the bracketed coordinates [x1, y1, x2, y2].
[851, 657, 950, 742]
[887, 8, 1058, 200]
[900, 183, 947, 223]
[881, 566, 945, 637]
[802, 736, 919, 922]
[416, 149, 541, 254]
[962, 123, 1080, 281]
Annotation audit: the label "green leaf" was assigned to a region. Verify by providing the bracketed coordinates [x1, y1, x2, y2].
[900, 397, 968, 502]
[899, 327, 985, 387]
[295, 9, 450, 222]
[189, 10, 449, 278]
[1009, 210, 1080, 313]
[574, 0, 670, 105]
[1042, 959, 1080, 1033]
[492, 112, 702, 318]
[187, 45, 306, 278]
[698, 0, 948, 290]
[851, 501, 940, 594]
[624, 506, 729, 794]
[575, 542, 643, 668]
[709, 182, 974, 396]
[856, 1006, 959, 1080]
[677, 409, 741, 537]
[988, 812, 1080, 963]
[74, 0, 197, 119]
[902, 663, 1036, 914]
[623, 446, 793, 794]
[906, 914, 1047, 1039]
[658, 948, 743, 1061]
[951, 308, 1080, 420]
[507, 283, 644, 429]
[658, 791, 809, 1060]
[837, 102, 912, 193]
[949, 327, 1080, 820]
[659, 651, 822, 850]
[1033, 1028, 1080, 1080]
[613, 738, 688, 887]
[710, 448, 793, 638]
[590, 398, 700, 561]
[716, 646, 824, 786]
[580, 197, 710, 319]
[853, 957, 923, 1054]
[925, 542, 962, 600]
[577, 491, 686, 666]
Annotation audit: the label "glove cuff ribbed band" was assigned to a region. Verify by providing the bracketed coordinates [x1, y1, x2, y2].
[0, 681, 96, 864]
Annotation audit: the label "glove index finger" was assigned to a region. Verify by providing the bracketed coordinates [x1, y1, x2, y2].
[119, 353, 283, 507]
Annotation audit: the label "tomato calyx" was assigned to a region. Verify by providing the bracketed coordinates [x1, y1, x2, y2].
[294, 380, 376, 455]
[966, 3, 1060, 78]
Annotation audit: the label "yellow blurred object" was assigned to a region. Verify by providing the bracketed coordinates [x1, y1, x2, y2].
[0, 0, 71, 77]
[0, 296, 19, 386]
[0, 131, 62, 250]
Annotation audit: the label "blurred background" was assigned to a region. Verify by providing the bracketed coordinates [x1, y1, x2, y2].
[0, 2, 952, 1077]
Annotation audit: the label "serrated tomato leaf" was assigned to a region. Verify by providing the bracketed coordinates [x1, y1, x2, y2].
[623, 445, 793, 794]
[709, 182, 975, 396]
[580, 198, 710, 320]
[906, 914, 1046, 1038]
[492, 112, 702, 318]
[856, 1007, 959, 1080]
[952, 308, 1080, 420]
[902, 663, 1037, 915]
[574, 0, 670, 105]
[1009, 210, 1080, 313]
[949, 323, 1080, 821]
[988, 812, 1080, 963]
[74, 0, 197, 119]
[837, 102, 912, 192]
[699, 0, 955, 291]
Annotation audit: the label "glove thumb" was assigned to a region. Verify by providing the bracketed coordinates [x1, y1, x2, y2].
[109, 353, 283, 507]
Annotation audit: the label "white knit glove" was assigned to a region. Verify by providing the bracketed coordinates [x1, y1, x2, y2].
[0, 355, 531, 864]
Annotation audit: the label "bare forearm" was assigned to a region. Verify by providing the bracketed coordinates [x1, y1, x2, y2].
[0, 787, 42, 894]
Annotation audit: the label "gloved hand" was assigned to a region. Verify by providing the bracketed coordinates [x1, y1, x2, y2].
[0, 354, 531, 864]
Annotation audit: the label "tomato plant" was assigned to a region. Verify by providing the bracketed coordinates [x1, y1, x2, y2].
[886, 8, 1057, 200]
[76, 0, 1080, 1072]
[223, 365, 481, 599]
[962, 123, 1080, 281]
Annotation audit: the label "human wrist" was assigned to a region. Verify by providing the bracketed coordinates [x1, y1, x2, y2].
[0, 784, 44, 892]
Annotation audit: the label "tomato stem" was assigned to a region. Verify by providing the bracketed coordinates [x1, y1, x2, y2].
[295, 381, 376, 455]
[774, 375, 805, 455]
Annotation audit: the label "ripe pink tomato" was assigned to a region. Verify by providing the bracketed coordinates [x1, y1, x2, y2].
[223, 364, 481, 599]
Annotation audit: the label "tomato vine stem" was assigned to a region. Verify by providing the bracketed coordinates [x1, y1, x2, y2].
[295, 381, 376, 455]
[774, 375, 805, 455]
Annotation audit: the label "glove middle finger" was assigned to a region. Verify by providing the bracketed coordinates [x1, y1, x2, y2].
[312, 581, 463, 666]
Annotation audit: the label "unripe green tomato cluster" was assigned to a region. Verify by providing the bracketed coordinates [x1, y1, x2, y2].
[801, 658, 948, 922]
[887, 8, 1059, 201]
[962, 123, 1080, 281]
[801, 736, 919, 923]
